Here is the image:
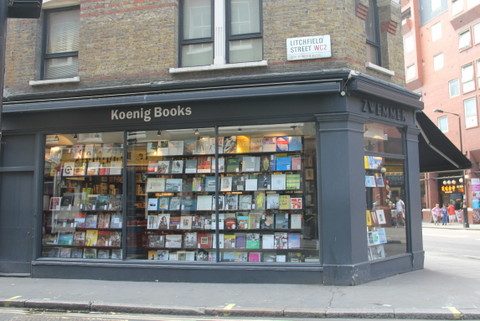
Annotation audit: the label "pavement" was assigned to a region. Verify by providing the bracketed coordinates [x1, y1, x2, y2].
[0, 225, 479, 320]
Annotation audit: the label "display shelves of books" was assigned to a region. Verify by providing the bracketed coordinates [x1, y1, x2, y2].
[127, 125, 320, 263]
[364, 155, 388, 261]
[42, 133, 124, 260]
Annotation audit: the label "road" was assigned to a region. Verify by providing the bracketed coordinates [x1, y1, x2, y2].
[0, 226, 479, 321]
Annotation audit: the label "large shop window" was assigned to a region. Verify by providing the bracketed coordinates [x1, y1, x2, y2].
[43, 132, 124, 259]
[41, 124, 319, 263]
[364, 123, 407, 261]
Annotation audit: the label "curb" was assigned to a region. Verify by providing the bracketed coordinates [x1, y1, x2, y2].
[1, 300, 480, 320]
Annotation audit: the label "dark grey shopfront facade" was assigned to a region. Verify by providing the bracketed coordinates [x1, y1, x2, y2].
[0, 70, 432, 285]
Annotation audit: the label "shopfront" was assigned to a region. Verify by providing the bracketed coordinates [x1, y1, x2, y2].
[0, 71, 426, 285]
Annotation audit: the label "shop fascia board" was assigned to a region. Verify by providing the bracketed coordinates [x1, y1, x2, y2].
[3, 81, 341, 113]
[349, 74, 423, 111]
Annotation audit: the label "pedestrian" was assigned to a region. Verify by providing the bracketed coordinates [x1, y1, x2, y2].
[447, 202, 456, 223]
[454, 198, 463, 223]
[441, 204, 449, 225]
[431, 203, 441, 225]
[395, 196, 406, 227]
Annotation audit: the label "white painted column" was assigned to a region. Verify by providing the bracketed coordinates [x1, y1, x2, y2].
[214, 0, 226, 66]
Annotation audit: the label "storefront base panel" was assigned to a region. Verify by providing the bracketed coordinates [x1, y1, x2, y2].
[369, 254, 419, 282]
[0, 261, 31, 275]
[31, 261, 324, 284]
[322, 262, 370, 286]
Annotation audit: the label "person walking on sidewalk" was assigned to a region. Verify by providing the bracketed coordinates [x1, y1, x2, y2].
[447, 202, 456, 223]
[431, 203, 441, 225]
[454, 198, 464, 223]
[441, 204, 449, 225]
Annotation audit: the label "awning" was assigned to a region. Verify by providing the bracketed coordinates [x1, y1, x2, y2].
[416, 112, 472, 172]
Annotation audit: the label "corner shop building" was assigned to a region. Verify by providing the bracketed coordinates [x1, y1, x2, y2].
[0, 70, 470, 285]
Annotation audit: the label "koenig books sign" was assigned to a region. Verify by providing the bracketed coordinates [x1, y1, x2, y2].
[286, 35, 331, 61]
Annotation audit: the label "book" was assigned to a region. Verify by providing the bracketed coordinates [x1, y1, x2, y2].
[204, 176, 216, 192]
[276, 136, 289, 152]
[262, 137, 276, 152]
[97, 213, 110, 229]
[224, 234, 236, 248]
[248, 213, 261, 229]
[242, 156, 260, 172]
[95, 195, 110, 210]
[96, 231, 110, 247]
[250, 137, 263, 152]
[377, 228, 387, 244]
[195, 137, 214, 155]
[275, 212, 289, 229]
[184, 232, 197, 248]
[236, 214, 249, 229]
[197, 232, 213, 249]
[212, 157, 225, 173]
[147, 215, 160, 229]
[147, 161, 159, 173]
[368, 244, 385, 260]
[246, 252, 261, 262]
[158, 214, 170, 229]
[275, 156, 291, 171]
[191, 214, 204, 229]
[288, 252, 304, 263]
[147, 198, 159, 211]
[71, 248, 83, 258]
[168, 140, 184, 156]
[375, 209, 387, 224]
[85, 230, 98, 246]
[290, 214, 302, 229]
[165, 234, 183, 248]
[181, 196, 196, 211]
[212, 195, 224, 211]
[169, 216, 181, 229]
[224, 215, 237, 230]
[274, 232, 288, 249]
[226, 157, 240, 173]
[184, 139, 197, 155]
[158, 197, 170, 211]
[49, 197, 61, 211]
[146, 178, 165, 192]
[83, 248, 97, 259]
[260, 213, 274, 229]
[110, 231, 121, 247]
[220, 176, 233, 192]
[110, 249, 123, 260]
[266, 193, 280, 209]
[262, 234, 275, 249]
[165, 179, 183, 192]
[374, 173, 385, 187]
[364, 156, 383, 170]
[180, 215, 193, 229]
[245, 178, 258, 191]
[223, 136, 237, 154]
[291, 155, 302, 171]
[288, 136, 302, 151]
[86, 161, 100, 175]
[109, 161, 122, 175]
[236, 135, 250, 153]
[288, 233, 301, 249]
[286, 174, 301, 190]
[73, 231, 85, 246]
[255, 192, 266, 210]
[231, 175, 245, 191]
[365, 175, 376, 187]
[157, 160, 170, 174]
[290, 197, 303, 209]
[85, 214, 98, 228]
[271, 174, 286, 190]
[171, 160, 184, 174]
[257, 174, 271, 190]
[169, 197, 181, 211]
[58, 233, 74, 245]
[246, 233, 260, 249]
[224, 195, 238, 210]
[72, 144, 84, 159]
[211, 213, 225, 230]
[279, 195, 291, 210]
[260, 155, 271, 172]
[196, 195, 213, 211]
[73, 162, 86, 176]
[148, 234, 165, 248]
[192, 177, 203, 192]
[84, 144, 94, 159]
[235, 233, 246, 248]
[239, 195, 252, 210]
[197, 156, 212, 173]
[110, 213, 122, 229]
[147, 142, 159, 157]
[185, 159, 198, 174]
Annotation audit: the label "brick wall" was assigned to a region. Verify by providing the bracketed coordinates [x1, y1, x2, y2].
[5, 0, 405, 96]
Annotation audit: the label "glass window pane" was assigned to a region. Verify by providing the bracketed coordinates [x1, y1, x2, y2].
[229, 38, 263, 63]
[365, 0, 378, 42]
[367, 43, 380, 65]
[406, 64, 416, 81]
[364, 122, 404, 154]
[217, 123, 319, 263]
[47, 9, 80, 54]
[452, 0, 464, 15]
[433, 53, 444, 71]
[464, 98, 478, 128]
[181, 43, 213, 67]
[364, 156, 407, 260]
[458, 30, 471, 49]
[44, 56, 78, 80]
[230, 0, 260, 35]
[438, 115, 449, 133]
[126, 128, 216, 261]
[183, 0, 212, 40]
[42, 132, 125, 259]
[474, 23, 480, 45]
[449, 79, 460, 97]
[431, 22, 442, 42]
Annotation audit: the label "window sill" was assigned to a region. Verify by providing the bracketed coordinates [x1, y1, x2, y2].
[169, 60, 268, 74]
[365, 62, 395, 77]
[29, 76, 80, 86]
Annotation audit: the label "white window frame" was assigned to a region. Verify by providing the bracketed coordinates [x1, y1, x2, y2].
[433, 53, 444, 71]
[449, 79, 460, 97]
[431, 22, 442, 42]
[458, 29, 471, 50]
[438, 115, 449, 133]
[451, 0, 464, 16]
[467, 0, 480, 8]
[406, 64, 417, 81]
[477, 59, 480, 88]
[461, 63, 475, 93]
[474, 23, 480, 45]
[404, 34, 414, 53]
[464, 97, 478, 128]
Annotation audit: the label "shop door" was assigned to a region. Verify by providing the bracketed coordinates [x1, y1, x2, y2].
[0, 171, 34, 274]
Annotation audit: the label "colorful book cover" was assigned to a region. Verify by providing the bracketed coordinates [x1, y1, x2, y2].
[165, 179, 183, 192]
[275, 156, 292, 171]
[221, 176, 233, 192]
[288, 136, 302, 151]
[192, 177, 203, 192]
[246, 233, 260, 249]
[291, 155, 302, 171]
[147, 141, 159, 157]
[110, 231, 121, 247]
[169, 216, 181, 229]
[146, 178, 165, 192]
[62, 162, 75, 177]
[225, 216, 237, 230]
[181, 196, 196, 211]
[366, 210, 373, 227]
[266, 193, 280, 209]
[223, 136, 237, 154]
[73, 231, 85, 246]
[224, 234, 236, 248]
[169, 197, 181, 211]
[238, 195, 252, 210]
[184, 139, 197, 155]
[248, 213, 261, 229]
[83, 144, 94, 159]
[255, 192, 266, 210]
[231, 175, 245, 191]
[275, 212, 289, 229]
[191, 214, 204, 229]
[290, 214, 303, 229]
[180, 215, 193, 230]
[58, 233, 74, 245]
[197, 156, 212, 173]
[279, 195, 291, 210]
[365, 175, 376, 187]
[97, 213, 110, 229]
[287, 233, 301, 249]
[157, 160, 170, 174]
[204, 176, 216, 192]
[260, 213, 274, 229]
[83, 248, 97, 259]
[171, 160, 184, 174]
[260, 155, 270, 172]
[148, 234, 165, 248]
[226, 157, 240, 173]
[262, 234, 275, 249]
[73, 162, 86, 176]
[96, 230, 111, 247]
[74, 212, 86, 228]
[184, 232, 197, 248]
[274, 232, 288, 249]
[271, 174, 286, 190]
[286, 174, 301, 190]
[158, 197, 170, 211]
[165, 234, 183, 248]
[86, 161, 100, 175]
[224, 194, 238, 210]
[85, 214, 98, 228]
[147, 198, 159, 211]
[276, 136, 289, 152]
[236, 214, 249, 229]
[85, 230, 98, 247]
[250, 137, 263, 152]
[147, 161, 159, 173]
[257, 174, 271, 190]
[158, 214, 170, 229]
[235, 233, 246, 249]
[147, 215, 160, 229]
[197, 232, 213, 249]
[262, 137, 276, 152]
[184, 159, 198, 174]
[236, 135, 251, 153]
[168, 140, 184, 156]
[72, 144, 84, 159]
[290, 197, 303, 209]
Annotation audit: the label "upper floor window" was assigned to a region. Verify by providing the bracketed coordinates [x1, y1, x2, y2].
[437, 115, 449, 133]
[366, 0, 381, 66]
[431, 22, 442, 42]
[42, 6, 80, 80]
[467, 0, 480, 7]
[449, 78, 460, 97]
[180, 0, 262, 68]
[433, 53, 444, 71]
[477, 59, 480, 87]
[404, 34, 414, 53]
[458, 30, 471, 50]
[451, 0, 464, 15]
[474, 23, 480, 45]
[420, 0, 448, 25]
[461, 63, 475, 93]
[464, 97, 478, 128]
[406, 64, 417, 81]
